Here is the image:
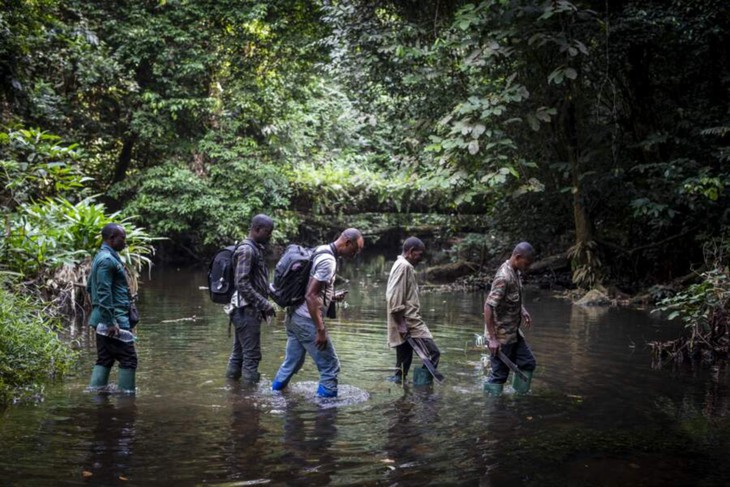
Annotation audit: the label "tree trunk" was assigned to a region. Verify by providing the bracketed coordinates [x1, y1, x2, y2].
[572, 161, 593, 249]
[564, 95, 594, 249]
[112, 134, 136, 184]
[562, 92, 600, 288]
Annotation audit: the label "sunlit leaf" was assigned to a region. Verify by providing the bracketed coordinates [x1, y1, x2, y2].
[468, 140, 479, 155]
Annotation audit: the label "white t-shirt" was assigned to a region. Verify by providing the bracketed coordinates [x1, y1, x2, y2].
[295, 245, 336, 319]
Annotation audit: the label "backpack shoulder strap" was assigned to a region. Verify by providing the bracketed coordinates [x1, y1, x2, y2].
[309, 243, 338, 280]
[312, 243, 335, 259]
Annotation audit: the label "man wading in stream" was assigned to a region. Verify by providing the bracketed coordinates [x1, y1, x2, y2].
[225, 214, 275, 383]
[87, 223, 138, 392]
[271, 228, 364, 398]
[483, 241, 537, 395]
[385, 237, 441, 385]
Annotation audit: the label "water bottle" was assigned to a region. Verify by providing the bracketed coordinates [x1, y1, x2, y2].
[96, 323, 137, 343]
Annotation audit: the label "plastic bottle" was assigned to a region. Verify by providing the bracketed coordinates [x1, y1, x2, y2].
[96, 323, 137, 343]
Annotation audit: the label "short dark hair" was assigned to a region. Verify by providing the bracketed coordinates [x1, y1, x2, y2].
[101, 223, 124, 240]
[250, 214, 274, 230]
[403, 237, 425, 253]
[340, 228, 362, 242]
[512, 241, 535, 260]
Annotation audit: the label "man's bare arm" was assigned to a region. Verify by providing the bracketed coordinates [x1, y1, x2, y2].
[305, 278, 328, 350]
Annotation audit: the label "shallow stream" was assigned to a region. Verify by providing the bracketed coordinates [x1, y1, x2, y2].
[1, 255, 729, 485]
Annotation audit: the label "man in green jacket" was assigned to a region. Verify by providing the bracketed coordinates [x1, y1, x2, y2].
[87, 223, 138, 392]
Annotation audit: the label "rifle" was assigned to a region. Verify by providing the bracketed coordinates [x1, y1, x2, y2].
[406, 335, 445, 383]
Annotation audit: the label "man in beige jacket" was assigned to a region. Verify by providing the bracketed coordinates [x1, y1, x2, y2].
[385, 237, 440, 385]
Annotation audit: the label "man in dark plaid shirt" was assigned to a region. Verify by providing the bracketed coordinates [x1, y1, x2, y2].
[226, 214, 275, 383]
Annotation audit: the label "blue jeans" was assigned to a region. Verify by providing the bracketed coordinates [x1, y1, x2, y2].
[487, 335, 536, 384]
[273, 312, 341, 395]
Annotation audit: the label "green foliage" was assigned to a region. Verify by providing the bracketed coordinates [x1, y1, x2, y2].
[2, 0, 729, 292]
[568, 240, 602, 290]
[114, 156, 295, 251]
[450, 233, 490, 264]
[1, 196, 155, 277]
[324, 0, 729, 287]
[657, 267, 730, 330]
[0, 127, 155, 278]
[0, 277, 77, 406]
[0, 128, 88, 211]
[290, 160, 454, 215]
[656, 237, 730, 330]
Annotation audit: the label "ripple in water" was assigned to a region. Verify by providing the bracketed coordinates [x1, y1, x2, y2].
[262, 381, 370, 409]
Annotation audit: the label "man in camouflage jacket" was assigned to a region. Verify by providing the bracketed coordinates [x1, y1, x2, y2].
[483, 242, 537, 394]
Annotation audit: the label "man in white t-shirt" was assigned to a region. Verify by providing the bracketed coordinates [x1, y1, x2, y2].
[271, 228, 364, 397]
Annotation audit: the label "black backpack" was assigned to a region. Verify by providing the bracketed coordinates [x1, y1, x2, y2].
[269, 244, 333, 307]
[207, 241, 255, 304]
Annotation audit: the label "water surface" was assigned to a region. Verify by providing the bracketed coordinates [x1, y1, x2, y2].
[1, 256, 728, 486]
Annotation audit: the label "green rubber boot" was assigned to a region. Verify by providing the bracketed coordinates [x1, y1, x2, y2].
[89, 365, 111, 388]
[512, 369, 534, 394]
[413, 367, 433, 386]
[117, 368, 136, 393]
[483, 382, 504, 396]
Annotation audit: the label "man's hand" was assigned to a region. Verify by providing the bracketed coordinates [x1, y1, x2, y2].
[107, 325, 120, 338]
[315, 328, 329, 350]
[522, 309, 532, 329]
[334, 290, 348, 302]
[397, 318, 408, 337]
[483, 304, 499, 355]
[264, 305, 276, 318]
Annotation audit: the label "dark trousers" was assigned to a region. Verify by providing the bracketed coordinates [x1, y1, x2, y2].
[394, 337, 440, 378]
[228, 306, 262, 378]
[95, 333, 137, 369]
[487, 335, 536, 384]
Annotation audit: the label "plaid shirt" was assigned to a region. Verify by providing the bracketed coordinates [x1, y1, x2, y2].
[234, 239, 270, 311]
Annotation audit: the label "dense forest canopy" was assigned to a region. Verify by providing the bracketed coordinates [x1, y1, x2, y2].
[1, 0, 728, 292]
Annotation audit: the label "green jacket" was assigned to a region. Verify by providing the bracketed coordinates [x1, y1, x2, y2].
[87, 244, 131, 329]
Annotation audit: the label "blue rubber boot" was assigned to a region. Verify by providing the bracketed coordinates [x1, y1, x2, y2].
[272, 379, 287, 391]
[316, 384, 337, 398]
[387, 374, 403, 384]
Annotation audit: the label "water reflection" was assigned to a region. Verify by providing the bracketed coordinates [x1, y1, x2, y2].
[83, 395, 137, 485]
[382, 388, 442, 483]
[223, 384, 267, 484]
[279, 403, 338, 484]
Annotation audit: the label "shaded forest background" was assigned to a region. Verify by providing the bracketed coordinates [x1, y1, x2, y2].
[2, 0, 729, 293]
